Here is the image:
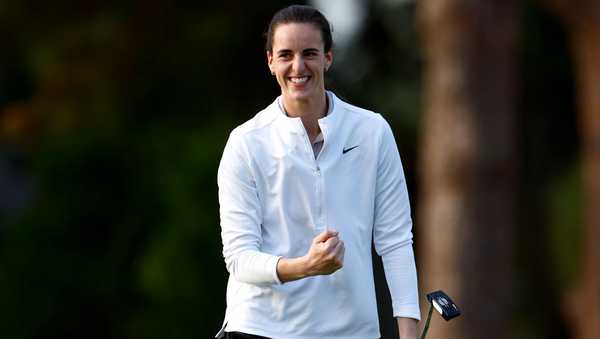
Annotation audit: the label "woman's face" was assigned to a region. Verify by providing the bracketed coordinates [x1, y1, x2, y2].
[267, 23, 332, 103]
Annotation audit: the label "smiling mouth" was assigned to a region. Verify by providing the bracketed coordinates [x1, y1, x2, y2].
[289, 76, 310, 85]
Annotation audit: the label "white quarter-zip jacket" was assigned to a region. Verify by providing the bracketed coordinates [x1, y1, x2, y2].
[217, 92, 420, 339]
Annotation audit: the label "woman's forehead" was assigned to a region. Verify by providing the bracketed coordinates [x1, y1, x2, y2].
[272, 23, 324, 51]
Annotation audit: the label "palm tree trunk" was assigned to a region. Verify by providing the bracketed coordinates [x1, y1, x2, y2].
[416, 1, 519, 338]
[569, 15, 600, 339]
[539, 2, 600, 337]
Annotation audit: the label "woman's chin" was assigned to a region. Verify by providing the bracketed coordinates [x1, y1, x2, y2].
[284, 87, 318, 101]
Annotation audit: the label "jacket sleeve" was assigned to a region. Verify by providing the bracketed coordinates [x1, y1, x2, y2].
[217, 131, 281, 285]
[373, 116, 421, 320]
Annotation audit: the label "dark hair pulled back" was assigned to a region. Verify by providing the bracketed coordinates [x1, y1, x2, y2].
[265, 5, 333, 53]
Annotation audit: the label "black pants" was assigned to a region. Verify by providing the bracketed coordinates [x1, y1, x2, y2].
[224, 332, 270, 339]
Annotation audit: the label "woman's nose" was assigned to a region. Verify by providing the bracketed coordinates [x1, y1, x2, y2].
[291, 55, 306, 73]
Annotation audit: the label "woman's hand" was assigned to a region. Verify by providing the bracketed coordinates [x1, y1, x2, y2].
[302, 229, 345, 276]
[276, 229, 345, 282]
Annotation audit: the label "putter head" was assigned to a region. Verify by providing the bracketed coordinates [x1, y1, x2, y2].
[426, 290, 461, 321]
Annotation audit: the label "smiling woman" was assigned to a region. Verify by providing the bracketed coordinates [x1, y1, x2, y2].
[264, 7, 334, 142]
[216, 5, 420, 339]
[267, 23, 332, 124]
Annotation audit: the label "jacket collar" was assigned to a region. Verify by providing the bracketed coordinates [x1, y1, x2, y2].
[270, 91, 344, 141]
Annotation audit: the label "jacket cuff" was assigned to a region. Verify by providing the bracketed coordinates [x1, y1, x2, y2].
[271, 256, 283, 284]
[393, 304, 422, 321]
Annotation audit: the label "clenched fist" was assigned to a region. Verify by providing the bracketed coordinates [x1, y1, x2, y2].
[303, 229, 345, 276]
[276, 229, 345, 282]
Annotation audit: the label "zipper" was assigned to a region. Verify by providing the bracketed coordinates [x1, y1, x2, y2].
[298, 122, 327, 232]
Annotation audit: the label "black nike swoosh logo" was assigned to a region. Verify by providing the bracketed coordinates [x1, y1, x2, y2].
[342, 145, 359, 154]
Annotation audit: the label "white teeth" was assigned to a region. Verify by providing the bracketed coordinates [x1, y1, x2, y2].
[290, 76, 309, 84]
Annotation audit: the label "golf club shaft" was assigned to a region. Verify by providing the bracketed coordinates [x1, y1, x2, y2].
[419, 303, 433, 339]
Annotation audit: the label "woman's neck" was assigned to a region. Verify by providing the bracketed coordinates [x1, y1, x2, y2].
[282, 92, 328, 142]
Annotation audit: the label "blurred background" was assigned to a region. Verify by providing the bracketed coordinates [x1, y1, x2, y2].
[1, 0, 598, 338]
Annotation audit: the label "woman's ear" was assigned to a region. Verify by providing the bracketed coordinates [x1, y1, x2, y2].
[267, 51, 275, 75]
[325, 50, 333, 71]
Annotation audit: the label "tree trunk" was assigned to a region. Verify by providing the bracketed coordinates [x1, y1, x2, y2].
[567, 12, 600, 339]
[416, 1, 519, 339]
[575, 29, 600, 338]
[539, 2, 600, 337]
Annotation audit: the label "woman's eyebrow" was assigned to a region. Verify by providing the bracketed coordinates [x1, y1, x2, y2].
[276, 49, 293, 55]
[303, 48, 320, 53]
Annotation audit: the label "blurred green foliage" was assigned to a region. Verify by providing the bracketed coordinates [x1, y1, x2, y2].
[549, 162, 582, 290]
[0, 2, 293, 338]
